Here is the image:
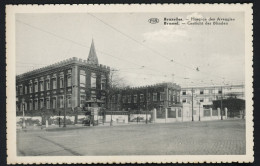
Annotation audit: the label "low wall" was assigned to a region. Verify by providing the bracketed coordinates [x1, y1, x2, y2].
[129, 114, 151, 122]
[16, 115, 77, 126]
[16, 116, 42, 126]
[153, 106, 228, 123]
[105, 114, 128, 123]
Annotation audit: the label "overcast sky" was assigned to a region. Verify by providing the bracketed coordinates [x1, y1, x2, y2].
[15, 12, 245, 87]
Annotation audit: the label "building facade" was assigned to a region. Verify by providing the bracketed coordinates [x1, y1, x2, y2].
[180, 84, 244, 107]
[109, 82, 181, 112]
[16, 40, 110, 113]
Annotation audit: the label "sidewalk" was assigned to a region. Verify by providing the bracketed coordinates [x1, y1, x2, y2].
[16, 121, 158, 132]
[17, 124, 90, 132]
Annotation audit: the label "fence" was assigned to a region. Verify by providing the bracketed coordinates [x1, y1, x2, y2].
[16, 107, 239, 127]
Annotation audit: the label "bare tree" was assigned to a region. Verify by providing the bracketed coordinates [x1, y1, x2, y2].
[107, 69, 129, 110]
[109, 69, 129, 89]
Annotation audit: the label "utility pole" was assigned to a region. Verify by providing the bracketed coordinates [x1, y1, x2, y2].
[220, 86, 223, 120]
[63, 75, 67, 127]
[191, 87, 194, 121]
[146, 88, 148, 124]
[22, 99, 26, 129]
[109, 69, 116, 126]
[199, 102, 201, 121]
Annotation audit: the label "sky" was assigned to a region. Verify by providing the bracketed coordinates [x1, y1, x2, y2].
[15, 12, 245, 87]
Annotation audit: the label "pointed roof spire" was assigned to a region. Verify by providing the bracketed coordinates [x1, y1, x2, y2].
[87, 39, 99, 65]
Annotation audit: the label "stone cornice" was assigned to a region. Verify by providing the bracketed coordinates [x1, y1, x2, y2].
[16, 57, 110, 80]
[116, 82, 181, 91]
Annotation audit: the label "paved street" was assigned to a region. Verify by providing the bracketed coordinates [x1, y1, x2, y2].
[17, 119, 246, 156]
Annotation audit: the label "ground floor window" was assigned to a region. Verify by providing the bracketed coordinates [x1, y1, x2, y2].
[40, 99, 44, 109]
[178, 108, 182, 117]
[29, 100, 33, 110]
[59, 96, 64, 108]
[52, 98, 56, 109]
[67, 96, 71, 107]
[80, 95, 86, 107]
[46, 98, 50, 109]
[34, 100, 38, 110]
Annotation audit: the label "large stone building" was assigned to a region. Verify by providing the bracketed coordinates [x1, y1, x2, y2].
[180, 84, 244, 107]
[16, 40, 110, 113]
[109, 82, 181, 112]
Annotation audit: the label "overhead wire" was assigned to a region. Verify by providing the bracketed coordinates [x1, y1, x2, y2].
[16, 18, 243, 85]
[87, 13, 243, 83]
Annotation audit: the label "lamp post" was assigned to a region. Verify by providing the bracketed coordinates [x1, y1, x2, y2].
[198, 101, 201, 121]
[63, 76, 67, 128]
[110, 99, 113, 126]
[22, 98, 26, 129]
[220, 86, 223, 120]
[146, 88, 148, 124]
[191, 87, 194, 121]
[58, 110, 61, 127]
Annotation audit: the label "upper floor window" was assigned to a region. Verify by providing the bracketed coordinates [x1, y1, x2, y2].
[24, 86, 27, 94]
[117, 94, 120, 103]
[200, 90, 204, 95]
[182, 98, 187, 103]
[67, 75, 72, 87]
[52, 78, 57, 89]
[199, 98, 204, 102]
[29, 83, 33, 93]
[91, 73, 96, 88]
[182, 91, 186, 95]
[46, 79, 50, 90]
[34, 82, 38, 92]
[19, 85, 23, 95]
[147, 93, 150, 102]
[40, 81, 44, 91]
[123, 96, 126, 103]
[218, 89, 222, 94]
[128, 95, 131, 103]
[160, 92, 165, 101]
[80, 70, 86, 87]
[153, 93, 157, 101]
[140, 94, 144, 102]
[59, 77, 64, 88]
[101, 75, 106, 90]
[134, 95, 137, 103]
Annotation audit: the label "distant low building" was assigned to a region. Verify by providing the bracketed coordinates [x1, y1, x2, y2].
[108, 82, 181, 112]
[180, 84, 245, 107]
[16, 40, 110, 114]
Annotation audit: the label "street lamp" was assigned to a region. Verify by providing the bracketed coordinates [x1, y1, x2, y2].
[198, 101, 201, 121]
[22, 98, 26, 129]
[63, 75, 67, 128]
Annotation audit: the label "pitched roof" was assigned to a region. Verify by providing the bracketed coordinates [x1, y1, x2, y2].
[87, 39, 99, 65]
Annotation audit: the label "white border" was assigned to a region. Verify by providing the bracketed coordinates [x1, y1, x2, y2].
[6, 4, 253, 164]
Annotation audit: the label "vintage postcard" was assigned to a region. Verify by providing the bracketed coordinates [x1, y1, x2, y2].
[6, 4, 253, 164]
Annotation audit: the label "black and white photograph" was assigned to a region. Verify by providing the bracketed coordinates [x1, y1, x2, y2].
[6, 4, 253, 164]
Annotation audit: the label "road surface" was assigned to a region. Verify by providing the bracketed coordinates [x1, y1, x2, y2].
[17, 119, 246, 156]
